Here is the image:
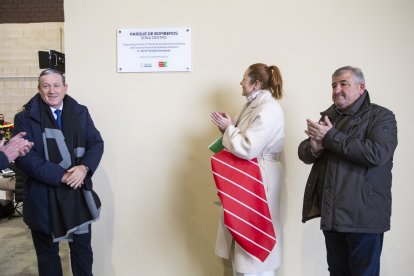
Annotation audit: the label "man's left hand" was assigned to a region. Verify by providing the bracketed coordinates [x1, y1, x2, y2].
[305, 116, 333, 142]
[65, 165, 88, 189]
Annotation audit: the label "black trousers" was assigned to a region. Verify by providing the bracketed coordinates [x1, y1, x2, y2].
[323, 230, 384, 276]
[31, 228, 93, 276]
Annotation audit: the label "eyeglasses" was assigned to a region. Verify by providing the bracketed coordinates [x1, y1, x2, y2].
[40, 83, 64, 89]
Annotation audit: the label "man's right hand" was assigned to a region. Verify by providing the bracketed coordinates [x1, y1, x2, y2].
[0, 132, 34, 162]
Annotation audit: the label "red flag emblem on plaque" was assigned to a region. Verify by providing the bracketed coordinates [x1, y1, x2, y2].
[211, 150, 276, 262]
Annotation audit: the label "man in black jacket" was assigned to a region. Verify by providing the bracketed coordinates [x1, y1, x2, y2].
[14, 69, 104, 276]
[298, 66, 398, 276]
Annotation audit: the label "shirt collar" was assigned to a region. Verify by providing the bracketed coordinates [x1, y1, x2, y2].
[50, 103, 63, 113]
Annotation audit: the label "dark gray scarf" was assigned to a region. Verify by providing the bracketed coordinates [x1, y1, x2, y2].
[40, 95, 100, 242]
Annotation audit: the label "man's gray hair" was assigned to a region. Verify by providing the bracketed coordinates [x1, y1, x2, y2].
[333, 66, 365, 85]
[38, 69, 66, 86]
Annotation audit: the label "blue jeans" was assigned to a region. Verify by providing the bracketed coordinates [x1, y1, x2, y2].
[323, 230, 383, 276]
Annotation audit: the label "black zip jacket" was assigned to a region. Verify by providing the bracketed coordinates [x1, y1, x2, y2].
[298, 91, 398, 233]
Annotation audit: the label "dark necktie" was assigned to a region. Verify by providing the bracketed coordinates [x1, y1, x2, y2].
[54, 109, 62, 129]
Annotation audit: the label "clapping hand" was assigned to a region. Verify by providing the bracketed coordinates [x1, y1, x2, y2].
[305, 116, 333, 154]
[211, 111, 232, 133]
[0, 132, 34, 162]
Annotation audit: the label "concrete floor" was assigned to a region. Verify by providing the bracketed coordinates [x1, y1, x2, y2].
[0, 215, 71, 276]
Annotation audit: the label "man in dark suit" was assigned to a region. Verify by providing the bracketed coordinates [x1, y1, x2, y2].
[13, 69, 104, 276]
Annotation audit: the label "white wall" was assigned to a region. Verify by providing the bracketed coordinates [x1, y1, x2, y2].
[65, 0, 414, 275]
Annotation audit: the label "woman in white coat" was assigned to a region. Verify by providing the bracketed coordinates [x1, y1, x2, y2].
[211, 63, 285, 276]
